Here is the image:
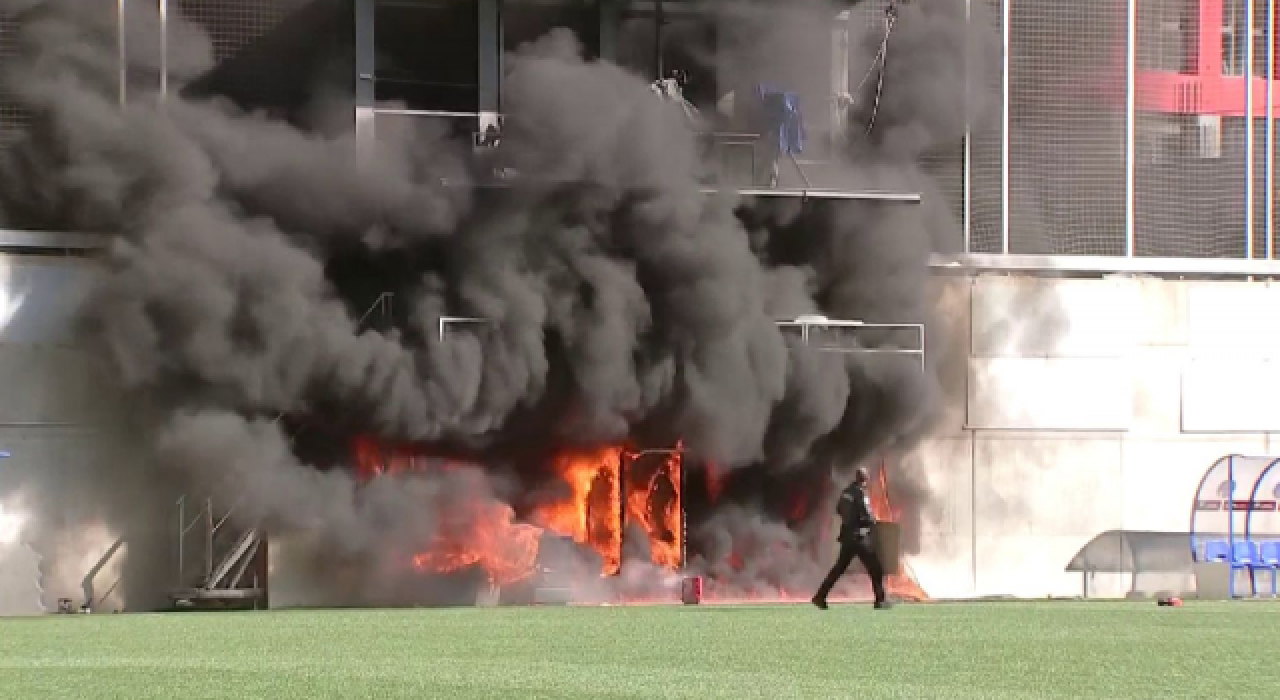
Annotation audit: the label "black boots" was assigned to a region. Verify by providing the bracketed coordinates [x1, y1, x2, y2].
[811, 596, 894, 610]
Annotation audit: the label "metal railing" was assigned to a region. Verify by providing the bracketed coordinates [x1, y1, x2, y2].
[175, 495, 249, 588]
[774, 317, 925, 371]
[206, 528, 260, 590]
[80, 536, 125, 611]
[436, 315, 924, 371]
[170, 494, 265, 609]
[365, 108, 921, 202]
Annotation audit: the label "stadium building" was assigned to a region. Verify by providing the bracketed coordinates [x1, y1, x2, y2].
[1, 0, 1280, 612]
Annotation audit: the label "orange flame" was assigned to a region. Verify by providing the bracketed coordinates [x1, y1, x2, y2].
[695, 462, 930, 605]
[354, 436, 926, 604]
[354, 437, 684, 585]
[623, 445, 683, 570]
[529, 447, 624, 575]
[411, 499, 541, 585]
[353, 435, 444, 480]
[868, 466, 928, 602]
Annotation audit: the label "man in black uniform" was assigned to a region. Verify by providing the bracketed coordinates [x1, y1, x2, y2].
[812, 467, 891, 610]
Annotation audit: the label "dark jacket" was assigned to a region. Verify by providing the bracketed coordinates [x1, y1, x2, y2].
[836, 481, 876, 541]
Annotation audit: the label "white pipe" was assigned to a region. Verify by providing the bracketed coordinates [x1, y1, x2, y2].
[1248, 0, 1257, 258]
[372, 108, 488, 118]
[117, 0, 127, 107]
[918, 324, 926, 372]
[1268, 0, 1276, 259]
[1124, 0, 1136, 257]
[1000, 0, 1011, 254]
[963, 0, 972, 253]
[354, 0, 376, 160]
[158, 0, 168, 100]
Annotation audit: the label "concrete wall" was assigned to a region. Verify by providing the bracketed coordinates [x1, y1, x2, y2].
[6, 250, 1280, 605]
[909, 274, 1280, 600]
[0, 253, 136, 615]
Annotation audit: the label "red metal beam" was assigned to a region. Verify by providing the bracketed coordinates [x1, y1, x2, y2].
[1134, 0, 1280, 117]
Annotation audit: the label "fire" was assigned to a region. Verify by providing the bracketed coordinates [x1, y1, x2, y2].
[868, 466, 928, 602]
[353, 435, 926, 605]
[353, 437, 684, 586]
[529, 447, 623, 575]
[352, 435, 440, 480]
[354, 436, 546, 584]
[411, 499, 541, 585]
[622, 446, 683, 570]
[694, 461, 929, 605]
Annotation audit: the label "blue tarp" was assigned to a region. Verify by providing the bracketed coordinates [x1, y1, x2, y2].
[756, 84, 805, 156]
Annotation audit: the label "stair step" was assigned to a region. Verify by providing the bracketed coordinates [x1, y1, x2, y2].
[532, 587, 574, 605]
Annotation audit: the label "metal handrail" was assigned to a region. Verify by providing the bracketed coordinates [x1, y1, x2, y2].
[207, 529, 259, 589]
[436, 316, 926, 370]
[357, 292, 394, 329]
[176, 494, 250, 586]
[211, 498, 240, 535]
[365, 109, 922, 202]
[775, 318, 926, 371]
[436, 315, 493, 342]
[227, 537, 263, 589]
[95, 577, 122, 609]
[788, 152, 813, 188]
[81, 536, 126, 610]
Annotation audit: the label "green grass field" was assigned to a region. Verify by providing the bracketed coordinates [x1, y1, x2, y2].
[0, 601, 1276, 699]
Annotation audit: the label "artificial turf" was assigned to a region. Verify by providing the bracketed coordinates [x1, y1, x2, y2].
[0, 601, 1274, 699]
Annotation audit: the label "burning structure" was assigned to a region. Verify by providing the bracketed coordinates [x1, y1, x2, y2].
[353, 439, 680, 585]
[276, 311, 929, 607]
[0, 0, 994, 610]
[350, 430, 925, 604]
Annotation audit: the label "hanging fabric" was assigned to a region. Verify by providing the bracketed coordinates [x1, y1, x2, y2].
[650, 70, 701, 126]
[756, 84, 807, 186]
[756, 84, 806, 155]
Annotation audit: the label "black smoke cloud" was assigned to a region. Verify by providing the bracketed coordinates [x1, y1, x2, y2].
[0, 0, 996, 604]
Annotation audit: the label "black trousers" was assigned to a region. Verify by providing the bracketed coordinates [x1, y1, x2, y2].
[815, 530, 887, 603]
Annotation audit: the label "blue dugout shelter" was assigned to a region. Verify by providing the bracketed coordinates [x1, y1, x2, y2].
[1189, 455, 1280, 597]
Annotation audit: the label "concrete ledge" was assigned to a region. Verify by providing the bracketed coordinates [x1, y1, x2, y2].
[9, 227, 1280, 279]
[0, 229, 107, 252]
[170, 588, 265, 601]
[931, 253, 1280, 278]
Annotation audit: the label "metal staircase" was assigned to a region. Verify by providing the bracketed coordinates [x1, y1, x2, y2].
[79, 536, 126, 613]
[168, 496, 268, 610]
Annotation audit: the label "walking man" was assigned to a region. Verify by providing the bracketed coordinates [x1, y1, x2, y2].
[812, 467, 891, 610]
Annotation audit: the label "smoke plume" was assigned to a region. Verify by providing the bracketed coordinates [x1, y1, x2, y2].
[0, 0, 998, 605]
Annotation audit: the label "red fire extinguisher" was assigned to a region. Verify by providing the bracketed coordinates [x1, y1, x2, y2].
[681, 576, 703, 605]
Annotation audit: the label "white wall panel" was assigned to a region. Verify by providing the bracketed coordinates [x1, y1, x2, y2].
[968, 357, 1134, 430]
[1181, 358, 1280, 432]
[971, 276, 1140, 358]
[1186, 282, 1280, 353]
